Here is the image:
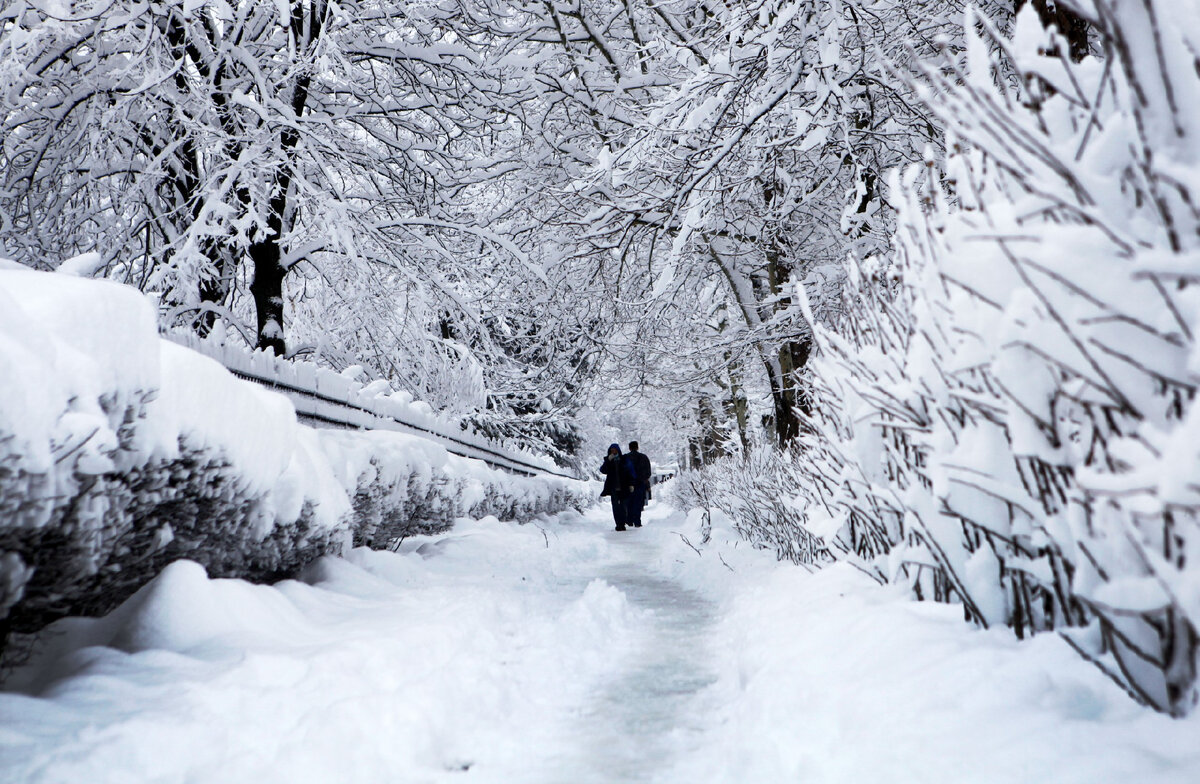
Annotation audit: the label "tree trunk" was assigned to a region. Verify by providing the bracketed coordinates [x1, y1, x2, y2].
[249, 126, 295, 356]
[246, 1, 325, 354]
[689, 396, 726, 467]
[775, 337, 812, 442]
[764, 243, 811, 446]
[196, 249, 236, 337]
[249, 237, 287, 355]
[725, 360, 750, 454]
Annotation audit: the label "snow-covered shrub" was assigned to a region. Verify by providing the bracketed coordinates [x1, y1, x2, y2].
[784, 4, 1200, 715]
[670, 448, 830, 565]
[2, 436, 351, 636]
[321, 431, 588, 549]
[0, 268, 590, 650]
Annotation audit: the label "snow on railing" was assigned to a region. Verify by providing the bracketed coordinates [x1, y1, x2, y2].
[162, 330, 574, 480]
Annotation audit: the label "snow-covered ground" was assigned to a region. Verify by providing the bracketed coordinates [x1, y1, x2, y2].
[2, 502, 1197, 784]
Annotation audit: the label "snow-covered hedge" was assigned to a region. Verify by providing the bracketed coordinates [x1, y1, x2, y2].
[685, 5, 1200, 716]
[0, 268, 590, 646]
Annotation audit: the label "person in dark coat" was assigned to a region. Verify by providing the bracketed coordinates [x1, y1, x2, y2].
[626, 441, 652, 527]
[599, 443, 633, 531]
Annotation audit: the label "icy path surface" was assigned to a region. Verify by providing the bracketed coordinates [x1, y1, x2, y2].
[534, 520, 718, 783]
[3, 502, 1198, 784]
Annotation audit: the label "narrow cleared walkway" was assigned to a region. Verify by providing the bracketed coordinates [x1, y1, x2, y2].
[530, 507, 719, 783]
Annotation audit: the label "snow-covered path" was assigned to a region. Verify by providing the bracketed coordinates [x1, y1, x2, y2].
[566, 562, 715, 782]
[3, 502, 1198, 784]
[1, 503, 722, 784]
[532, 507, 718, 783]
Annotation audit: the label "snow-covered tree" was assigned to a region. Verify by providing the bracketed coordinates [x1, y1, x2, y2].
[777, 1, 1200, 715]
[509, 0, 965, 446]
[0, 0, 607, 456]
[0, 1, 534, 350]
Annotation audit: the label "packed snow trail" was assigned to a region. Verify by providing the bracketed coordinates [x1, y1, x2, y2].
[569, 562, 716, 781]
[2, 502, 1198, 784]
[532, 505, 718, 783]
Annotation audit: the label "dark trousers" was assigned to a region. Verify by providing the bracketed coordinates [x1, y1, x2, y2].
[610, 495, 628, 529]
[626, 487, 646, 526]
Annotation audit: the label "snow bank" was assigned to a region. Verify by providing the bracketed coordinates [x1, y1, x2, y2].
[0, 268, 591, 645]
[1, 513, 640, 784]
[677, 562, 1200, 784]
[650, 508, 1200, 784]
[0, 268, 158, 473]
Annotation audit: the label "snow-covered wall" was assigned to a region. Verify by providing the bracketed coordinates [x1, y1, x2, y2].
[0, 268, 591, 643]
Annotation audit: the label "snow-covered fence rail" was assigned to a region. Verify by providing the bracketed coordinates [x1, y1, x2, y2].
[162, 332, 575, 481]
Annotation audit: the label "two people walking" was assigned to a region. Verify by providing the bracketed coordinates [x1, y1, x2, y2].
[599, 441, 652, 531]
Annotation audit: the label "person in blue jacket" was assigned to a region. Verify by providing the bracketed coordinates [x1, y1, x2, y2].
[599, 443, 633, 531]
[625, 441, 652, 527]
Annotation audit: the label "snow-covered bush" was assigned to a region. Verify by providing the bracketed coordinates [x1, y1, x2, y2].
[778, 4, 1200, 715]
[0, 268, 590, 650]
[321, 430, 586, 549]
[670, 447, 830, 565]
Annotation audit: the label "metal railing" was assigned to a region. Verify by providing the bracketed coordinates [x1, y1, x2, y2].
[163, 332, 577, 480]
